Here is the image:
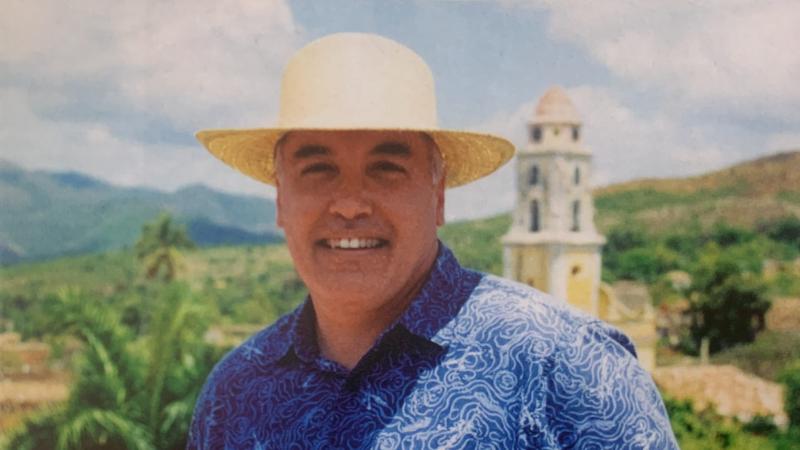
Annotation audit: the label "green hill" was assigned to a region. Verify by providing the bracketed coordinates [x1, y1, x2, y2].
[4, 149, 797, 266]
[594, 150, 800, 232]
[0, 160, 281, 264]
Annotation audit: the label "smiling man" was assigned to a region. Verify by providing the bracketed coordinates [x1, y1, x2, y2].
[188, 33, 678, 449]
[275, 130, 444, 370]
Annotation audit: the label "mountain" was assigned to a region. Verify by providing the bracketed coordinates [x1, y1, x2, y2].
[0, 160, 281, 264]
[3, 149, 798, 265]
[593, 150, 800, 232]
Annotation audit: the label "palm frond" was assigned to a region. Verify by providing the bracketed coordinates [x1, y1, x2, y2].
[56, 408, 153, 450]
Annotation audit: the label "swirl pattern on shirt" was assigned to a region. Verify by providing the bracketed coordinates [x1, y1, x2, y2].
[187, 244, 678, 449]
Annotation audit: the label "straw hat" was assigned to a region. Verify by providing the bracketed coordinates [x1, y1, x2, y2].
[196, 33, 514, 188]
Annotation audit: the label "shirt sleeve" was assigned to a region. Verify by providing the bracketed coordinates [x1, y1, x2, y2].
[186, 374, 222, 450]
[518, 321, 679, 449]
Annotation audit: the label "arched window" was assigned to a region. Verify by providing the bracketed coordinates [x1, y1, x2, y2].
[530, 200, 540, 232]
[529, 165, 539, 185]
[531, 126, 542, 143]
[572, 126, 580, 141]
[574, 166, 580, 185]
[571, 200, 580, 232]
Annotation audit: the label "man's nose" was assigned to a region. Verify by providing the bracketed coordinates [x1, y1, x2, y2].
[329, 196, 373, 219]
[328, 178, 373, 219]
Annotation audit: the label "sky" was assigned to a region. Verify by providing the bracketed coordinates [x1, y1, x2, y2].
[2, 0, 799, 221]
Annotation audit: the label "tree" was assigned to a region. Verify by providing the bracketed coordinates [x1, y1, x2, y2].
[135, 214, 195, 282]
[2, 290, 151, 450]
[687, 246, 771, 353]
[2, 288, 219, 450]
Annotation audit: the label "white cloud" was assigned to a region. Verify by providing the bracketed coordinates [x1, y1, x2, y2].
[1, 0, 299, 128]
[0, 86, 275, 198]
[444, 101, 536, 221]
[0, 0, 297, 197]
[519, 0, 800, 120]
[452, 84, 735, 220]
[568, 85, 730, 184]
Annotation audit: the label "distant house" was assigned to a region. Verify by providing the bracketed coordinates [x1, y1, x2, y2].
[502, 87, 658, 371]
[0, 332, 50, 376]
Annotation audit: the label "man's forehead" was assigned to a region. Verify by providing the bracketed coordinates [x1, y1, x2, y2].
[277, 130, 431, 158]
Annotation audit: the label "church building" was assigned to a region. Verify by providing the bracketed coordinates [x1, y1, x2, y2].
[502, 86, 657, 371]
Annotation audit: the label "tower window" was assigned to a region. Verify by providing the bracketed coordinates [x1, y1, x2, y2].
[574, 167, 580, 185]
[571, 200, 580, 232]
[529, 165, 539, 185]
[572, 126, 580, 141]
[531, 126, 542, 142]
[530, 200, 540, 232]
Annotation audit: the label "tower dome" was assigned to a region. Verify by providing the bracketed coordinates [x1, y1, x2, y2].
[532, 86, 580, 125]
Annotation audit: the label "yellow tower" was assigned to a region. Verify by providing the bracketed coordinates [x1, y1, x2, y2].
[502, 86, 605, 315]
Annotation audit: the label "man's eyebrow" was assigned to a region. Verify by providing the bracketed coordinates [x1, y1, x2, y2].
[292, 145, 330, 159]
[370, 142, 412, 157]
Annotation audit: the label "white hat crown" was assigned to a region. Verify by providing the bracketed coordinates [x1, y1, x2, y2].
[278, 33, 438, 130]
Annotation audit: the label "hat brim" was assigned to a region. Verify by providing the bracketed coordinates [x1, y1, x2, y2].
[196, 128, 514, 188]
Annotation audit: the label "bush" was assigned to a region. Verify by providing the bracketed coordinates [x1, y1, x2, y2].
[761, 216, 800, 251]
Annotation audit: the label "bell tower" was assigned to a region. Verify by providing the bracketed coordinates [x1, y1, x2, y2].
[502, 86, 605, 315]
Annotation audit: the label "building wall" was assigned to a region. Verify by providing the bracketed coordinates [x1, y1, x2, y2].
[509, 245, 551, 293]
[618, 321, 658, 372]
[563, 248, 600, 315]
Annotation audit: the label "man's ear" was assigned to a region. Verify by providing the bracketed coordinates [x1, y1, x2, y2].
[435, 167, 446, 227]
[275, 177, 284, 229]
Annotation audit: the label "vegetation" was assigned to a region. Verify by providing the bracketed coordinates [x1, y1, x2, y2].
[2, 286, 223, 450]
[712, 332, 800, 381]
[135, 214, 195, 282]
[1, 217, 227, 449]
[2, 179, 800, 448]
[439, 214, 510, 275]
[782, 360, 800, 429]
[665, 395, 800, 450]
[686, 244, 771, 353]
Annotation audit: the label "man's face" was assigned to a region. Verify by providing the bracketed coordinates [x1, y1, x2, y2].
[275, 130, 445, 313]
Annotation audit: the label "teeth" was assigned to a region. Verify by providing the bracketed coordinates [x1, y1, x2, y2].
[327, 238, 381, 249]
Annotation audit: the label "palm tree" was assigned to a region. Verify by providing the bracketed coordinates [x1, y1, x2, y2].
[2, 288, 218, 450]
[2, 290, 151, 450]
[135, 214, 195, 282]
[143, 283, 216, 449]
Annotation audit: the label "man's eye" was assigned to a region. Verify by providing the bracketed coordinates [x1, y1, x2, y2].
[301, 163, 336, 175]
[371, 161, 407, 174]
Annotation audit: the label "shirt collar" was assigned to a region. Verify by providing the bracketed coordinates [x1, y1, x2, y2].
[397, 243, 481, 341]
[279, 242, 482, 365]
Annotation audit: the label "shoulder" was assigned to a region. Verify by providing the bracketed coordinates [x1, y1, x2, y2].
[188, 310, 297, 448]
[454, 274, 637, 360]
[201, 309, 296, 392]
[465, 277, 679, 448]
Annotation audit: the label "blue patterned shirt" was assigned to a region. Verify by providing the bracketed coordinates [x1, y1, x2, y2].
[188, 244, 678, 449]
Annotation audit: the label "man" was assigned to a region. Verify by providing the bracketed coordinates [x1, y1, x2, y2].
[188, 33, 678, 449]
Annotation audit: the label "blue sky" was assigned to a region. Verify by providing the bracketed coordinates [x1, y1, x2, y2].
[2, 0, 799, 220]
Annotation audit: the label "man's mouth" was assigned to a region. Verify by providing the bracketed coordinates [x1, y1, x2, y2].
[320, 238, 388, 250]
